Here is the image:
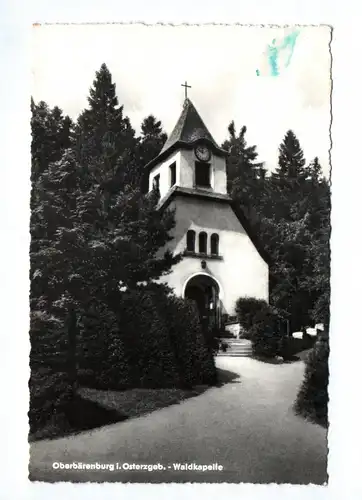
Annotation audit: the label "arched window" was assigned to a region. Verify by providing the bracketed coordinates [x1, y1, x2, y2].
[199, 232, 207, 254]
[211, 233, 219, 255]
[186, 230, 196, 252]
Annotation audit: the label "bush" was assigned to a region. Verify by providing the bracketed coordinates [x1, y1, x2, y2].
[29, 286, 218, 437]
[235, 297, 270, 335]
[294, 335, 329, 427]
[104, 288, 180, 390]
[250, 306, 283, 358]
[29, 309, 75, 436]
[78, 285, 217, 390]
[78, 299, 130, 389]
[29, 367, 73, 436]
[281, 333, 316, 360]
[153, 290, 217, 388]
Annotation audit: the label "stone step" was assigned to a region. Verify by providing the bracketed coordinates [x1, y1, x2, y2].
[226, 348, 252, 353]
[222, 343, 250, 348]
[219, 349, 252, 354]
[217, 352, 251, 357]
[217, 345, 253, 357]
[219, 339, 251, 345]
[224, 344, 251, 349]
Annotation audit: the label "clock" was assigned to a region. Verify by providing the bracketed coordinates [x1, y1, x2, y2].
[195, 144, 211, 162]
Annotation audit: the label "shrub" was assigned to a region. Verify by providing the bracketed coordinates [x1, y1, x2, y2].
[294, 335, 329, 427]
[29, 367, 74, 436]
[235, 297, 270, 334]
[281, 333, 316, 360]
[29, 285, 218, 437]
[78, 299, 130, 389]
[250, 306, 283, 358]
[29, 309, 75, 436]
[154, 291, 217, 388]
[79, 285, 217, 390]
[108, 288, 180, 389]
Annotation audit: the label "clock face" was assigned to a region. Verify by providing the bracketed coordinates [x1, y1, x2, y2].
[195, 144, 211, 162]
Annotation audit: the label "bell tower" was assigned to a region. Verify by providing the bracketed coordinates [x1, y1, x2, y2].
[146, 98, 228, 201]
[144, 91, 269, 323]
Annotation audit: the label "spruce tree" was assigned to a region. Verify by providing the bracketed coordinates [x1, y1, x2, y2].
[259, 133, 331, 330]
[74, 63, 139, 189]
[271, 130, 309, 221]
[31, 99, 73, 183]
[30, 100, 74, 300]
[222, 122, 265, 222]
[29, 149, 84, 434]
[72, 64, 181, 295]
[138, 115, 167, 192]
[274, 129, 306, 179]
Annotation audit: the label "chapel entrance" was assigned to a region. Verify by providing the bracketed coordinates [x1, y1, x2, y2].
[184, 274, 221, 331]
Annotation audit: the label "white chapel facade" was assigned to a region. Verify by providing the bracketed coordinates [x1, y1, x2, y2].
[146, 98, 269, 328]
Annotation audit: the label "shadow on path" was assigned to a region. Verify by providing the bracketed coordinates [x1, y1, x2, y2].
[216, 367, 241, 386]
[29, 395, 128, 443]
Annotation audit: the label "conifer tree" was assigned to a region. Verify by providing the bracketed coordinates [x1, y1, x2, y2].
[275, 129, 306, 179]
[30, 100, 74, 297]
[270, 130, 309, 221]
[222, 122, 265, 222]
[31, 99, 73, 182]
[138, 115, 167, 192]
[302, 176, 331, 326]
[74, 63, 139, 189]
[72, 64, 180, 296]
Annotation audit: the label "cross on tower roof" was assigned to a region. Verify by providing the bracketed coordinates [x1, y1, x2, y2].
[181, 81, 191, 99]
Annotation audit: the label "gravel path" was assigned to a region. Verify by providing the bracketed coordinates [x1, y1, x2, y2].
[29, 357, 328, 484]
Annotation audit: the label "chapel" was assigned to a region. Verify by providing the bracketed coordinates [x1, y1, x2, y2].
[145, 96, 269, 330]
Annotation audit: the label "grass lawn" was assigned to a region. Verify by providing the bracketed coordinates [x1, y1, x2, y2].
[30, 384, 212, 443]
[29, 394, 128, 442]
[30, 367, 237, 443]
[78, 385, 208, 420]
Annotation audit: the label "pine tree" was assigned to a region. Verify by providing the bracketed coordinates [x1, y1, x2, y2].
[74, 63, 139, 189]
[303, 177, 331, 326]
[275, 129, 306, 179]
[29, 149, 85, 434]
[257, 132, 331, 330]
[30, 149, 85, 309]
[138, 115, 167, 192]
[222, 122, 265, 222]
[30, 100, 74, 299]
[31, 99, 73, 182]
[270, 130, 309, 221]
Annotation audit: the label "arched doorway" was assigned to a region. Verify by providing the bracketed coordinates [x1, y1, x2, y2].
[184, 274, 221, 331]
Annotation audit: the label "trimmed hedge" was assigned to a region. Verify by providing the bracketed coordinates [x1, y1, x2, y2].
[294, 335, 329, 427]
[29, 367, 73, 436]
[77, 299, 127, 388]
[29, 309, 74, 436]
[131, 288, 217, 388]
[29, 286, 217, 436]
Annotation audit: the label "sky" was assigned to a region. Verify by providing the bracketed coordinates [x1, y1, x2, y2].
[32, 24, 331, 174]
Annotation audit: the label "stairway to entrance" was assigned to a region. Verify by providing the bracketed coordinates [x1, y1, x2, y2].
[217, 338, 253, 357]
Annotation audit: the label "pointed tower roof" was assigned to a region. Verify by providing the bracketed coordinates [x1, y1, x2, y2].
[160, 98, 222, 154]
[146, 98, 227, 171]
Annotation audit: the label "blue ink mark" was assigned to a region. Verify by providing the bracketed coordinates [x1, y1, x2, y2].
[256, 29, 300, 77]
[268, 39, 280, 76]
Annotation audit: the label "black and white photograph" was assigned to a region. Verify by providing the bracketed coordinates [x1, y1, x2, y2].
[28, 24, 331, 484]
